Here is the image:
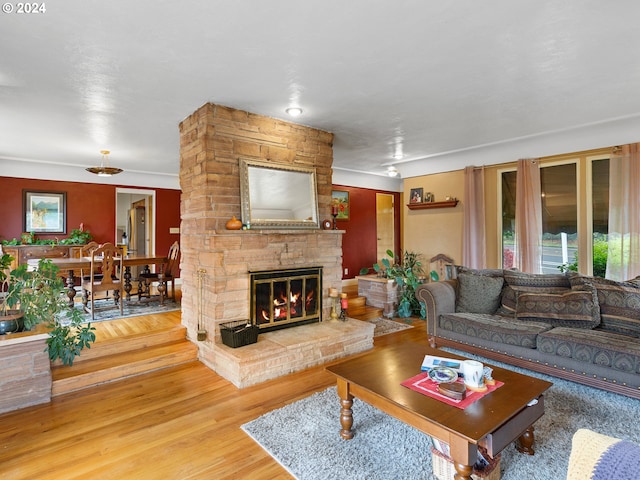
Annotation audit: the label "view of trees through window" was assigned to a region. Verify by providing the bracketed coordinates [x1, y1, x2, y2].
[501, 159, 610, 276]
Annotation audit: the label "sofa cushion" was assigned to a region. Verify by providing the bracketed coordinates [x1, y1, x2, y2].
[537, 327, 640, 374]
[497, 270, 571, 315]
[455, 272, 504, 314]
[568, 274, 640, 338]
[439, 312, 552, 348]
[515, 286, 601, 329]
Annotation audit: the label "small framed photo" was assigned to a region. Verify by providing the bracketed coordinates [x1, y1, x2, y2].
[410, 188, 423, 204]
[424, 192, 434, 203]
[23, 190, 67, 234]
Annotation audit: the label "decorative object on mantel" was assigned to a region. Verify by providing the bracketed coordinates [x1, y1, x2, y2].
[86, 149, 123, 177]
[322, 219, 332, 230]
[225, 216, 242, 230]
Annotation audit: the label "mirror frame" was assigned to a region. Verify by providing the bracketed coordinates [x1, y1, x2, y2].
[239, 158, 320, 229]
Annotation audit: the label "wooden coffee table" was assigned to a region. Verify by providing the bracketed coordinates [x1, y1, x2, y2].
[326, 342, 553, 480]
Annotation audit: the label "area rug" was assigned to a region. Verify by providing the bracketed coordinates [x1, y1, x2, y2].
[241, 360, 640, 479]
[75, 297, 181, 323]
[367, 317, 413, 337]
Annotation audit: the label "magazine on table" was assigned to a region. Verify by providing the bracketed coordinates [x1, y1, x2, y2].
[421, 355, 463, 376]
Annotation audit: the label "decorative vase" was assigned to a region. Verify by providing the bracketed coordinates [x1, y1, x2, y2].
[225, 216, 243, 230]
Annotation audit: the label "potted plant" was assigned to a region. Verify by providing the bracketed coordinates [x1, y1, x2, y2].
[360, 249, 426, 318]
[0, 252, 24, 334]
[1, 256, 95, 365]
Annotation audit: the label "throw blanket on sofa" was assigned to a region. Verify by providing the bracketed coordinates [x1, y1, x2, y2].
[567, 429, 640, 480]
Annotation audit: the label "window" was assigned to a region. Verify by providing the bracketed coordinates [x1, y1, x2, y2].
[501, 156, 609, 277]
[501, 162, 578, 273]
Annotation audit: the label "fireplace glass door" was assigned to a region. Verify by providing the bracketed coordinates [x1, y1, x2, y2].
[250, 267, 322, 332]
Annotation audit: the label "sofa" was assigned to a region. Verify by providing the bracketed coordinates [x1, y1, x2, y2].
[415, 268, 640, 399]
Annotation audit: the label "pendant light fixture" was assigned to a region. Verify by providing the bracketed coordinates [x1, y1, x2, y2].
[86, 150, 123, 177]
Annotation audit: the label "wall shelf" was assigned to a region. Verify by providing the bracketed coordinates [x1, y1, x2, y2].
[406, 200, 459, 210]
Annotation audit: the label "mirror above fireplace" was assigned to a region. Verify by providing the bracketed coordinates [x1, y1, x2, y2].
[239, 158, 320, 229]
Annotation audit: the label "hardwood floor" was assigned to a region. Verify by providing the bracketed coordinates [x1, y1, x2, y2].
[0, 312, 428, 480]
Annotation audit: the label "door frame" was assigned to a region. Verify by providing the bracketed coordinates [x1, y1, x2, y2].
[116, 188, 156, 255]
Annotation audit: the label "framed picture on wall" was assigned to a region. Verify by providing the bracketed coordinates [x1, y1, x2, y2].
[331, 190, 350, 219]
[23, 190, 66, 234]
[424, 192, 434, 203]
[410, 187, 423, 204]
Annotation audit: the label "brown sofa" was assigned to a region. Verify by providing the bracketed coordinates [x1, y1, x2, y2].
[415, 268, 640, 399]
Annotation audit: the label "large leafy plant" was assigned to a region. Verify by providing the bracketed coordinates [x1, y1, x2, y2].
[369, 249, 426, 318]
[5, 258, 95, 365]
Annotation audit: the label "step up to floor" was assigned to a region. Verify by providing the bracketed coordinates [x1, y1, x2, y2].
[60, 324, 190, 364]
[52, 340, 198, 396]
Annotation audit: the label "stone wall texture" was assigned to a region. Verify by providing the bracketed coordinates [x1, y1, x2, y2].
[0, 334, 52, 414]
[178, 103, 342, 371]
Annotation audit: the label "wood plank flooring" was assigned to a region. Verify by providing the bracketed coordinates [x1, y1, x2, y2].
[0, 312, 427, 480]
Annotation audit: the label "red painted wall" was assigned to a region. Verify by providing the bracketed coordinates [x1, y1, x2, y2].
[0, 177, 181, 263]
[333, 185, 401, 279]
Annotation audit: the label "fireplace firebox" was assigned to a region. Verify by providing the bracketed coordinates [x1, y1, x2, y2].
[249, 266, 323, 332]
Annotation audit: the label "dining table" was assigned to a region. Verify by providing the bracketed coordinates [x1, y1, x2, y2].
[42, 254, 168, 307]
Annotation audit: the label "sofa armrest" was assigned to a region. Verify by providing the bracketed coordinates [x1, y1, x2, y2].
[415, 280, 457, 337]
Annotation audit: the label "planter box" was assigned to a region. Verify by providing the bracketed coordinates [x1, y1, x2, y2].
[356, 275, 398, 317]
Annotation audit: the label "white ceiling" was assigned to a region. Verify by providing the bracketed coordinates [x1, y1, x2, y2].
[2, 1, 640, 190]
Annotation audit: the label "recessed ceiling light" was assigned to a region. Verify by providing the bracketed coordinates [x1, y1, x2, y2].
[285, 107, 303, 117]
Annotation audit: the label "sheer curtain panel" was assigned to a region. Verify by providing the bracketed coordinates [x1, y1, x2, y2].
[606, 144, 640, 280]
[462, 166, 486, 268]
[515, 159, 542, 273]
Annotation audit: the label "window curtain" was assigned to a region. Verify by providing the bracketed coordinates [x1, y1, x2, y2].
[462, 166, 486, 268]
[515, 159, 542, 273]
[606, 143, 640, 280]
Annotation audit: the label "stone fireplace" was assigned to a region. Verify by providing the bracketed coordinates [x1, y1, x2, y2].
[178, 103, 374, 387]
[251, 266, 322, 332]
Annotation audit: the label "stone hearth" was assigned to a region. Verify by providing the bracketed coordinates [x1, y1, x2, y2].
[213, 320, 374, 388]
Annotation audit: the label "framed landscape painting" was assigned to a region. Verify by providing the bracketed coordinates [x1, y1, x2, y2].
[23, 190, 66, 233]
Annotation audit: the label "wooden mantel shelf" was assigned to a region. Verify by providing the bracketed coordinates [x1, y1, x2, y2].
[407, 200, 459, 210]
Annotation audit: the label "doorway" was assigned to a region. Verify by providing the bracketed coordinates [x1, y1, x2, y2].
[116, 188, 156, 256]
[376, 193, 395, 263]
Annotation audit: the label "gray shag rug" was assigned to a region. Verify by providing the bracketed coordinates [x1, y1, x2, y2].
[367, 317, 414, 337]
[241, 354, 640, 480]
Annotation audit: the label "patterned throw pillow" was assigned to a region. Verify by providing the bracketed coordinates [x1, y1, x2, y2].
[497, 270, 571, 315]
[568, 273, 640, 337]
[515, 285, 600, 329]
[455, 272, 504, 314]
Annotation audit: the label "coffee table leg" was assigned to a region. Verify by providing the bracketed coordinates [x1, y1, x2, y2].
[336, 379, 354, 440]
[453, 462, 474, 480]
[516, 425, 536, 455]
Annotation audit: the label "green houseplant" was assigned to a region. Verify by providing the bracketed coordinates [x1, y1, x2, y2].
[1, 256, 95, 365]
[0, 252, 24, 334]
[360, 249, 426, 318]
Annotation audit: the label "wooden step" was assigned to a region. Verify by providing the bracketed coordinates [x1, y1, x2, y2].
[347, 304, 383, 321]
[52, 340, 198, 396]
[57, 324, 189, 364]
[347, 296, 366, 308]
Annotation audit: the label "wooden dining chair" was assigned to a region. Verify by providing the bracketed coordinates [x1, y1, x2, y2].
[79, 241, 100, 282]
[138, 241, 180, 304]
[82, 242, 124, 320]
